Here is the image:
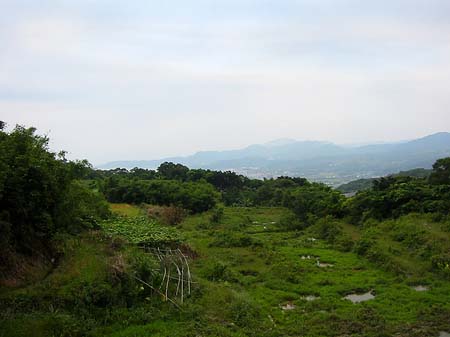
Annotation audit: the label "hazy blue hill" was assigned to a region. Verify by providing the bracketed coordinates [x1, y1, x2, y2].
[98, 132, 450, 185]
[264, 138, 297, 147]
[337, 167, 433, 193]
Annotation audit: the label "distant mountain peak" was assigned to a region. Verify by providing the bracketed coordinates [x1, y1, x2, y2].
[416, 132, 450, 140]
[264, 138, 297, 147]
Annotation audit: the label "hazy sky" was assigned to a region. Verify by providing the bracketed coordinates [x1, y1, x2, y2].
[2, 0, 450, 165]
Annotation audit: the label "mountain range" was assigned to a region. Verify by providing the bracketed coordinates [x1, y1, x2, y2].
[98, 132, 450, 186]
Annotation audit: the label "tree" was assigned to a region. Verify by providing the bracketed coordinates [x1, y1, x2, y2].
[429, 157, 450, 185]
[283, 184, 344, 225]
[157, 162, 189, 181]
[0, 125, 109, 259]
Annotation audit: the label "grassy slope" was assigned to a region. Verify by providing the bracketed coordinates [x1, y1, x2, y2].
[179, 208, 450, 336]
[1, 206, 450, 337]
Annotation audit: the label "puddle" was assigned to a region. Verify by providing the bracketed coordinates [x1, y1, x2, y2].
[316, 261, 334, 268]
[302, 295, 319, 301]
[439, 332, 450, 337]
[343, 291, 375, 303]
[281, 302, 296, 310]
[412, 285, 429, 292]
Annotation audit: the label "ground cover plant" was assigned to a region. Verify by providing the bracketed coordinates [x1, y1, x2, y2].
[100, 216, 180, 246]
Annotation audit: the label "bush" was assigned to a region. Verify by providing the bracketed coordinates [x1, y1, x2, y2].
[313, 217, 343, 244]
[353, 237, 375, 256]
[146, 205, 188, 226]
[278, 211, 306, 231]
[102, 179, 219, 213]
[431, 254, 450, 276]
[204, 261, 237, 282]
[209, 207, 224, 224]
[228, 294, 261, 327]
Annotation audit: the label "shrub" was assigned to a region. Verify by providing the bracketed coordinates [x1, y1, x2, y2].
[353, 237, 375, 256]
[204, 261, 237, 282]
[431, 254, 450, 276]
[102, 179, 219, 213]
[228, 294, 261, 328]
[146, 205, 187, 226]
[209, 207, 224, 224]
[313, 217, 343, 244]
[278, 211, 306, 231]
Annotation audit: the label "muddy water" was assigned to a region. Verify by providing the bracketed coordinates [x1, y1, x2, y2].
[411, 285, 428, 292]
[343, 291, 375, 303]
[281, 302, 295, 310]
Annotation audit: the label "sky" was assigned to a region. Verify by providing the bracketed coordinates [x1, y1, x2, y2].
[2, 0, 450, 165]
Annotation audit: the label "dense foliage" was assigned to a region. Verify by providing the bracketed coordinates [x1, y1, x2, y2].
[346, 175, 450, 224]
[101, 178, 219, 213]
[92, 156, 450, 230]
[337, 168, 432, 194]
[429, 157, 450, 185]
[95, 165, 344, 221]
[0, 124, 109, 261]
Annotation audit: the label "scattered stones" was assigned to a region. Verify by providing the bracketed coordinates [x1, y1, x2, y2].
[343, 291, 375, 303]
[302, 295, 319, 301]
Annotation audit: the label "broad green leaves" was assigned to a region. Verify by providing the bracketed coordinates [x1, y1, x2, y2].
[100, 216, 179, 246]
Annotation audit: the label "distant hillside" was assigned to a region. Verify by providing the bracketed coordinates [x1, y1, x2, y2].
[99, 132, 450, 186]
[337, 168, 433, 193]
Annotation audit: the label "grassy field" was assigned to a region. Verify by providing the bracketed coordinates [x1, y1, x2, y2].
[110, 203, 143, 217]
[1, 206, 450, 337]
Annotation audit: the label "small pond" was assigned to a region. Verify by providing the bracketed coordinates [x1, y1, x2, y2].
[317, 261, 334, 268]
[343, 291, 375, 303]
[411, 285, 429, 292]
[281, 302, 296, 310]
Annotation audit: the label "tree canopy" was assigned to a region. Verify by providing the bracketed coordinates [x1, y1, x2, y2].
[0, 125, 109, 258]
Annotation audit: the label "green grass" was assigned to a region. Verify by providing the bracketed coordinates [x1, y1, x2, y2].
[1, 207, 450, 337]
[177, 208, 450, 336]
[110, 203, 142, 217]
